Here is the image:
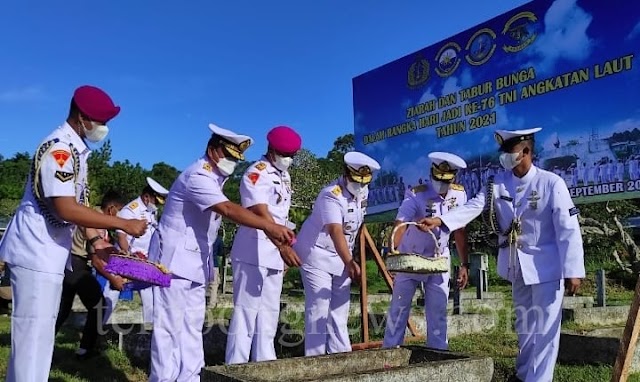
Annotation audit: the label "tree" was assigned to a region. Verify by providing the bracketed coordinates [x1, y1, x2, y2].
[324, 134, 354, 174]
[148, 162, 180, 191]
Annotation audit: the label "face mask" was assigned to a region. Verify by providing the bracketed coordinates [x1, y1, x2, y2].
[147, 202, 158, 214]
[216, 157, 237, 176]
[272, 154, 293, 172]
[346, 180, 368, 198]
[499, 151, 523, 170]
[83, 121, 109, 143]
[431, 179, 450, 194]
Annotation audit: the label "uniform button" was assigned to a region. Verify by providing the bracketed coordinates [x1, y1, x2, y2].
[517, 243, 523, 249]
[516, 202, 522, 207]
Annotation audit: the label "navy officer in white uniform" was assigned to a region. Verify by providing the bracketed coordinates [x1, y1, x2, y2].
[101, 176, 169, 326]
[382, 152, 469, 350]
[147, 123, 295, 382]
[294, 151, 380, 356]
[0, 85, 148, 382]
[419, 128, 585, 382]
[226, 125, 303, 364]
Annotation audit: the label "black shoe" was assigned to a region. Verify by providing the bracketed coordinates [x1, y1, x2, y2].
[75, 349, 102, 361]
[506, 374, 523, 382]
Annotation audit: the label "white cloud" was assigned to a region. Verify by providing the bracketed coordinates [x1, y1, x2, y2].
[525, 0, 594, 74]
[627, 20, 640, 40]
[0, 86, 46, 103]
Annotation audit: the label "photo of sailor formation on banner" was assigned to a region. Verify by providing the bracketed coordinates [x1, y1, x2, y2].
[367, 125, 640, 212]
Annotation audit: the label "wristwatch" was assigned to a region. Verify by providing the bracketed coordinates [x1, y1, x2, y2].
[88, 236, 102, 247]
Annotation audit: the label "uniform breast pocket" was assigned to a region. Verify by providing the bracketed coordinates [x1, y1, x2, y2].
[183, 231, 202, 254]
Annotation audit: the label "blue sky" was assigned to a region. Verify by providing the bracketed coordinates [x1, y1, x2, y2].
[0, 0, 532, 171]
[353, 0, 640, 186]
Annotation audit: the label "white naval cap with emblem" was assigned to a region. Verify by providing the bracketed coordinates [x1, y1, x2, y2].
[208, 123, 254, 161]
[146, 177, 170, 204]
[344, 151, 381, 184]
[428, 152, 467, 182]
[494, 127, 541, 152]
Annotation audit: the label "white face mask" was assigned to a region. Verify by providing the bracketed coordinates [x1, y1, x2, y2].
[83, 121, 109, 143]
[216, 157, 237, 176]
[346, 180, 368, 198]
[499, 151, 523, 170]
[147, 202, 158, 214]
[272, 154, 293, 172]
[431, 179, 450, 194]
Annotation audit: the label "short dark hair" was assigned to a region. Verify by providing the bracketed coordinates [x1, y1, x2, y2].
[141, 185, 155, 196]
[100, 190, 124, 208]
[68, 99, 81, 119]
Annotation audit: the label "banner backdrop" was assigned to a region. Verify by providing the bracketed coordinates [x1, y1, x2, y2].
[352, 0, 639, 221]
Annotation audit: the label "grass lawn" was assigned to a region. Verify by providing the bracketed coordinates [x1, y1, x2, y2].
[0, 263, 638, 381]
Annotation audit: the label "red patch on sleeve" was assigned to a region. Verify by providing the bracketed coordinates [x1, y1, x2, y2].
[247, 172, 260, 185]
[51, 150, 71, 168]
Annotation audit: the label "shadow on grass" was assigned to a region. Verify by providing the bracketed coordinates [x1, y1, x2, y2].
[51, 326, 136, 382]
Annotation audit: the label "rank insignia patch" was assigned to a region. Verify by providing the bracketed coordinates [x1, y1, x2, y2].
[54, 171, 74, 182]
[331, 186, 342, 196]
[51, 150, 71, 168]
[255, 162, 267, 171]
[202, 162, 213, 172]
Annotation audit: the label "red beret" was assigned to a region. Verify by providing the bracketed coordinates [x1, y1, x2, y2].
[72, 85, 121, 123]
[267, 125, 302, 154]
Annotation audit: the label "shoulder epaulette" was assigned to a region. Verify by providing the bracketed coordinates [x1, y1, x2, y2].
[411, 184, 428, 194]
[128, 201, 139, 210]
[450, 183, 464, 191]
[255, 162, 267, 171]
[331, 185, 342, 196]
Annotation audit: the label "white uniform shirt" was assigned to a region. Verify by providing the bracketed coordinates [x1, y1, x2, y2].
[147, 157, 228, 284]
[439, 166, 585, 285]
[294, 179, 367, 276]
[230, 157, 293, 271]
[0, 123, 90, 274]
[117, 196, 157, 255]
[395, 183, 467, 258]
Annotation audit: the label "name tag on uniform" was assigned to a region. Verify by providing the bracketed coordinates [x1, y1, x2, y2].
[569, 207, 580, 216]
[348, 208, 354, 212]
[273, 181, 281, 184]
[500, 195, 513, 202]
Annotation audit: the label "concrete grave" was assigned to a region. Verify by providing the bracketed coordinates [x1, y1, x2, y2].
[559, 327, 640, 373]
[202, 346, 493, 382]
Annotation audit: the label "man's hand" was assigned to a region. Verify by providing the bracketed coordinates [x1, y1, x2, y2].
[565, 278, 581, 296]
[416, 217, 442, 232]
[348, 259, 361, 282]
[264, 222, 295, 247]
[109, 276, 127, 291]
[457, 266, 469, 289]
[93, 245, 119, 264]
[279, 246, 302, 268]
[123, 219, 148, 238]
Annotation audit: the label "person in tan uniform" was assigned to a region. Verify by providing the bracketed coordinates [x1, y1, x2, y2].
[54, 191, 126, 360]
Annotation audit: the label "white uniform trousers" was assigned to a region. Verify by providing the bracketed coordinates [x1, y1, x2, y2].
[512, 272, 564, 382]
[6, 265, 64, 382]
[382, 271, 450, 350]
[102, 286, 154, 325]
[225, 260, 283, 364]
[301, 263, 352, 356]
[149, 278, 206, 382]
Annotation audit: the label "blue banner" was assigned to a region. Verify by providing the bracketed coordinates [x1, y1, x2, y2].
[353, 0, 640, 220]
